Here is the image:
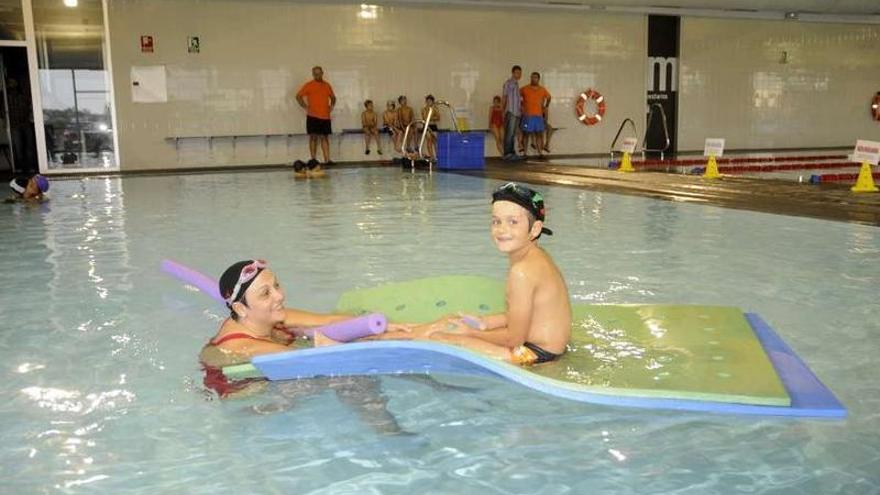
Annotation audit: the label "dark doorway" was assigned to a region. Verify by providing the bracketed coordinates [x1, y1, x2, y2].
[0, 46, 37, 176]
[646, 15, 679, 159]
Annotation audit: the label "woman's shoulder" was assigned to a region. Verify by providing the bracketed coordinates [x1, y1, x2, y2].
[200, 343, 249, 368]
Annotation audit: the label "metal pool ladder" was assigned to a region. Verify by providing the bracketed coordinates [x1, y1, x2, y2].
[642, 103, 670, 161]
[609, 117, 639, 164]
[400, 100, 461, 172]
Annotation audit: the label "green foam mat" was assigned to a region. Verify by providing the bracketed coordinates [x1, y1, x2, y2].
[336, 276, 790, 407]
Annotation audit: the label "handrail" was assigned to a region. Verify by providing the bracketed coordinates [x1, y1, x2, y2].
[642, 103, 670, 160]
[417, 100, 461, 160]
[609, 118, 638, 161]
[401, 119, 426, 170]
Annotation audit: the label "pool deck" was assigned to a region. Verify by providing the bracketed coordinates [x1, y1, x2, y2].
[451, 159, 880, 227]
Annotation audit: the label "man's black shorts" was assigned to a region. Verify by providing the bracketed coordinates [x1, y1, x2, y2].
[306, 116, 332, 135]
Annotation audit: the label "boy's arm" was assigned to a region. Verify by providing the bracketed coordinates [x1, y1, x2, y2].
[361, 112, 368, 127]
[452, 268, 534, 348]
[498, 267, 535, 347]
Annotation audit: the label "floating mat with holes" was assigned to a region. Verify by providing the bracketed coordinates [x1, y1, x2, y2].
[221, 275, 845, 418]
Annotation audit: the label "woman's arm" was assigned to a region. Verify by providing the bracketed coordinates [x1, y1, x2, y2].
[219, 338, 292, 357]
[283, 308, 349, 327]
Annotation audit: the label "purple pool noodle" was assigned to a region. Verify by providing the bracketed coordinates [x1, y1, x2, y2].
[161, 259, 224, 305]
[304, 313, 387, 342]
[161, 260, 386, 341]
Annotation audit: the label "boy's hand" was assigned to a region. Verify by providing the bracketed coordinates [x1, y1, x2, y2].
[456, 313, 487, 331]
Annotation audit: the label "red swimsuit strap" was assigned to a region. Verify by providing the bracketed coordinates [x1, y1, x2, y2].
[210, 332, 275, 346]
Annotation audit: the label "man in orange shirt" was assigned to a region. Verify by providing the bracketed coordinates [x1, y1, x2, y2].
[296, 66, 337, 165]
[519, 72, 551, 159]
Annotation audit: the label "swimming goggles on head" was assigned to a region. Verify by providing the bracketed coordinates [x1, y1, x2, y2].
[226, 259, 267, 305]
[494, 182, 544, 212]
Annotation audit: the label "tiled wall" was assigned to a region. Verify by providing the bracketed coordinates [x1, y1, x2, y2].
[678, 18, 880, 151]
[108, 0, 647, 170]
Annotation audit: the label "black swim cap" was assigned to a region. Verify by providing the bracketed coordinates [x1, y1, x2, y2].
[492, 182, 553, 236]
[219, 260, 265, 308]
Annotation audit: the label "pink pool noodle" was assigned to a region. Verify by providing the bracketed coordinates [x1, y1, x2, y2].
[161, 259, 387, 341]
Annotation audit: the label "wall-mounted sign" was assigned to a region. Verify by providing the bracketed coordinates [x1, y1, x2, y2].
[620, 137, 638, 154]
[131, 65, 167, 103]
[704, 138, 725, 157]
[140, 35, 154, 53]
[852, 139, 880, 165]
[188, 36, 200, 54]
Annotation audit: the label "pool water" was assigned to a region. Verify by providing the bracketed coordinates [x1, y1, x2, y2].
[1, 168, 878, 494]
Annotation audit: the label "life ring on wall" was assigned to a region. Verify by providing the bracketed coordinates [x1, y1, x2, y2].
[872, 92, 880, 121]
[575, 89, 606, 126]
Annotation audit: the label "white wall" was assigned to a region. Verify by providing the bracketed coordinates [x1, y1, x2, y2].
[678, 18, 880, 151]
[107, 0, 648, 171]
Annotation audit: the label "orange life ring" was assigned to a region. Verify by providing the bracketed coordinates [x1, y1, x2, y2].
[575, 89, 606, 126]
[872, 93, 880, 121]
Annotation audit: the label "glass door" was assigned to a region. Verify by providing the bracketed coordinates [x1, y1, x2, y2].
[32, 0, 116, 170]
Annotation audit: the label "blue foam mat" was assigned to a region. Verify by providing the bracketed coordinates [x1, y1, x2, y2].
[251, 312, 846, 418]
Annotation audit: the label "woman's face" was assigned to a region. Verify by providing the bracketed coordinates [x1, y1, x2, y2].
[239, 269, 286, 325]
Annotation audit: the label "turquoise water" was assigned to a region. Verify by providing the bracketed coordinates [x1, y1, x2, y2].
[1, 168, 878, 494]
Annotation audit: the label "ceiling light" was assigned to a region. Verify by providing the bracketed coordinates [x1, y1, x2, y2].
[358, 4, 378, 20]
[63, 0, 78, 7]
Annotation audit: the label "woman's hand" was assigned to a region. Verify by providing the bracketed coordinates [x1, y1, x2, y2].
[387, 322, 414, 333]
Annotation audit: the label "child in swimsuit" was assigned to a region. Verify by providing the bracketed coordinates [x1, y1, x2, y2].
[396, 95, 415, 154]
[489, 95, 504, 155]
[420, 94, 440, 159]
[382, 100, 400, 153]
[372, 183, 572, 366]
[7, 174, 49, 202]
[361, 99, 382, 156]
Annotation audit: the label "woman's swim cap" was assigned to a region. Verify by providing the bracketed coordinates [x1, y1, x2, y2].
[219, 260, 266, 307]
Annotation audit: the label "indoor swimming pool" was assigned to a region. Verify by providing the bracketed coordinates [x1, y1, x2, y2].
[1, 167, 878, 494]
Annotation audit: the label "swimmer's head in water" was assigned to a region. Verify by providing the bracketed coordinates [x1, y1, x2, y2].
[219, 259, 266, 309]
[492, 182, 553, 237]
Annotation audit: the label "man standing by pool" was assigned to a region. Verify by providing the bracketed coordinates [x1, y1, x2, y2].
[501, 65, 523, 161]
[520, 72, 551, 159]
[296, 66, 336, 165]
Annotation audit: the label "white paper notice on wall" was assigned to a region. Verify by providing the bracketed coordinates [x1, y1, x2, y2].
[131, 65, 167, 103]
[619, 137, 638, 154]
[852, 139, 880, 165]
[704, 138, 725, 157]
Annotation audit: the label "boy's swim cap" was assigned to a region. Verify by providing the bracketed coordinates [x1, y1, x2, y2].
[492, 182, 553, 236]
[34, 174, 49, 193]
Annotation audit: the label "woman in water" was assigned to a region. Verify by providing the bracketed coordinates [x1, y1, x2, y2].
[199, 259, 407, 432]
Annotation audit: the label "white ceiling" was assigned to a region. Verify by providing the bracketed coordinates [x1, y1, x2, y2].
[370, 0, 880, 22]
[452, 0, 880, 15]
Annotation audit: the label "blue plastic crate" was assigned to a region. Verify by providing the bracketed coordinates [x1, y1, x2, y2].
[436, 132, 485, 170]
